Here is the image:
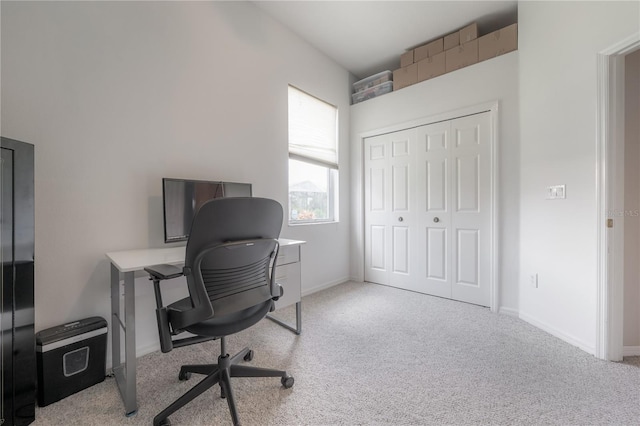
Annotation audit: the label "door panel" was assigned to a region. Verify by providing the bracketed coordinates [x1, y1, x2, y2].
[456, 229, 479, 286]
[415, 121, 451, 296]
[388, 130, 415, 289]
[370, 168, 385, 211]
[392, 226, 410, 274]
[456, 155, 480, 212]
[370, 225, 386, 270]
[427, 159, 448, 212]
[426, 227, 447, 280]
[365, 129, 416, 289]
[392, 165, 409, 211]
[450, 112, 491, 306]
[364, 135, 389, 285]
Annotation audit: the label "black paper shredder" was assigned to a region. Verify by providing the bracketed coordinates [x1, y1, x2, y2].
[36, 316, 107, 406]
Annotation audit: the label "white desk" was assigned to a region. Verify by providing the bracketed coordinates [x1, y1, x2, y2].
[106, 239, 304, 417]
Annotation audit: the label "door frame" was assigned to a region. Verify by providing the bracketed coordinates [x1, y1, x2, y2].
[358, 101, 500, 312]
[595, 33, 640, 361]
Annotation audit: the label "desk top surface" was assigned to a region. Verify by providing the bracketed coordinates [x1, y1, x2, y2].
[106, 238, 305, 272]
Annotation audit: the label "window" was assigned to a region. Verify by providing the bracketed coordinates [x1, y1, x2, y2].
[288, 86, 338, 224]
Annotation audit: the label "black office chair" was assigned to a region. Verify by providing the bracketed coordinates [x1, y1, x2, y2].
[144, 197, 294, 426]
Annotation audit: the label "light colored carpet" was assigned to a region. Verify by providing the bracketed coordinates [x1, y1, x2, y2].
[33, 281, 640, 425]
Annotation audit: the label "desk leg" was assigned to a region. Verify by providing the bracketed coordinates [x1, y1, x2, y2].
[267, 301, 301, 335]
[111, 265, 138, 416]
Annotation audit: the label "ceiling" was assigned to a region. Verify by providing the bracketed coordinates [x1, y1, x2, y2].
[254, 1, 518, 79]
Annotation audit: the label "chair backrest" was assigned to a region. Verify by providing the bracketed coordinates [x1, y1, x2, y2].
[177, 197, 283, 328]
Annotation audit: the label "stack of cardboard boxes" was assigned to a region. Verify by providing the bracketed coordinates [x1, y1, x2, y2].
[394, 22, 518, 91]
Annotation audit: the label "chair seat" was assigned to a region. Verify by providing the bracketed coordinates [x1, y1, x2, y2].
[169, 297, 273, 337]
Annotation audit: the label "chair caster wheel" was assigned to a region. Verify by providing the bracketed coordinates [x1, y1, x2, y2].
[154, 417, 171, 426]
[281, 375, 294, 388]
[220, 386, 226, 399]
[178, 370, 192, 381]
[243, 350, 254, 362]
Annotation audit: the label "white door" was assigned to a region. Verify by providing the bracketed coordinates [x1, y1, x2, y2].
[364, 111, 492, 307]
[449, 113, 491, 306]
[364, 128, 416, 290]
[413, 120, 452, 298]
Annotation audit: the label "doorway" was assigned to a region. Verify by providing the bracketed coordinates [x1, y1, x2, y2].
[596, 34, 640, 361]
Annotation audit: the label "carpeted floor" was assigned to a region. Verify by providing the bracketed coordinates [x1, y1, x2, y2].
[33, 281, 640, 425]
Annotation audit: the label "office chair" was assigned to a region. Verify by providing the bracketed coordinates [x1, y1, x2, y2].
[144, 197, 294, 426]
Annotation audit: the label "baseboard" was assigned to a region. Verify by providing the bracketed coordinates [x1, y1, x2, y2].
[498, 307, 519, 317]
[623, 346, 640, 356]
[301, 276, 349, 297]
[519, 311, 595, 355]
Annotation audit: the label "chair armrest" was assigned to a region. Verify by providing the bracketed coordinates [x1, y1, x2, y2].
[144, 264, 184, 281]
[271, 282, 284, 301]
[144, 264, 185, 353]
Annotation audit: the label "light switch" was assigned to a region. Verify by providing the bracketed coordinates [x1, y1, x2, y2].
[546, 185, 566, 200]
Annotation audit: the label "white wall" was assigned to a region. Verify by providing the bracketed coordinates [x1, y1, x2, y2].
[350, 52, 520, 314]
[1, 1, 352, 361]
[518, 1, 640, 354]
[624, 49, 640, 349]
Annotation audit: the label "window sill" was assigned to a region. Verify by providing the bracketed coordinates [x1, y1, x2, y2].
[288, 220, 338, 227]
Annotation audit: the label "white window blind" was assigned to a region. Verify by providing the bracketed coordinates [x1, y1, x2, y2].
[288, 86, 338, 169]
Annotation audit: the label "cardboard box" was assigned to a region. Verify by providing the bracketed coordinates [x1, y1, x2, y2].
[445, 39, 478, 72]
[414, 38, 444, 62]
[400, 50, 414, 67]
[459, 22, 478, 43]
[393, 63, 418, 90]
[443, 31, 459, 50]
[417, 51, 446, 82]
[478, 23, 518, 62]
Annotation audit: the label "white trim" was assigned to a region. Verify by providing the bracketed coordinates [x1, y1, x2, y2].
[595, 32, 640, 361]
[489, 102, 500, 313]
[519, 311, 595, 355]
[358, 101, 500, 313]
[498, 307, 519, 318]
[623, 346, 640, 357]
[302, 277, 349, 297]
[357, 100, 497, 140]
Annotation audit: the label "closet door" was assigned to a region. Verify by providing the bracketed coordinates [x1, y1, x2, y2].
[449, 113, 492, 306]
[364, 111, 492, 307]
[414, 121, 452, 298]
[364, 128, 417, 290]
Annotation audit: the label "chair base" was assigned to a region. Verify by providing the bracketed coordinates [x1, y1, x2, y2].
[153, 342, 292, 426]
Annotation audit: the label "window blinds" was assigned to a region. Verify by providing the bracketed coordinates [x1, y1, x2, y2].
[288, 86, 338, 169]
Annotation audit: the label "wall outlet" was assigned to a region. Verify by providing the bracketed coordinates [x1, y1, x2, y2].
[530, 273, 538, 288]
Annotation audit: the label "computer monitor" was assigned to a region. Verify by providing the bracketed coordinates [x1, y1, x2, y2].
[162, 178, 252, 243]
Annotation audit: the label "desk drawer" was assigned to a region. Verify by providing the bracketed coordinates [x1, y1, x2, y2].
[276, 245, 300, 266]
[273, 262, 301, 310]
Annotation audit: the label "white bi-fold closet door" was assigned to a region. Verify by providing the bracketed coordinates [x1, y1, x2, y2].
[364, 111, 492, 307]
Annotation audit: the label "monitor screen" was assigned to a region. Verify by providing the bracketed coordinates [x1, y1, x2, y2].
[162, 178, 252, 243]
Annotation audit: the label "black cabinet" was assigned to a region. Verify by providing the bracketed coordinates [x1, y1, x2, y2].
[1, 137, 35, 426]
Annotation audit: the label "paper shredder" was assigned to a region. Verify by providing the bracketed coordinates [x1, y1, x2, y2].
[36, 316, 107, 406]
